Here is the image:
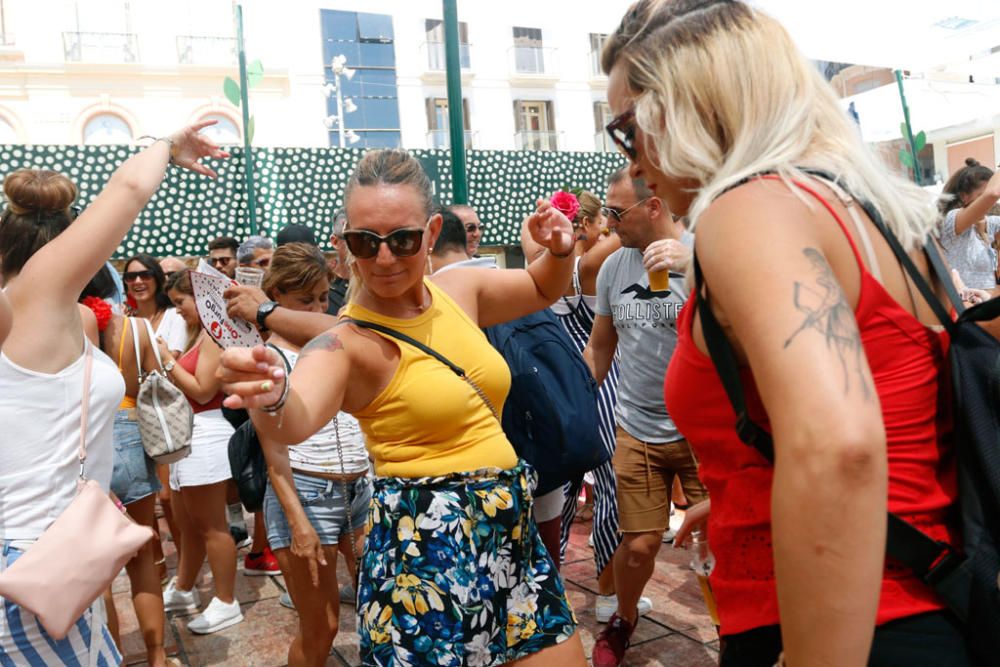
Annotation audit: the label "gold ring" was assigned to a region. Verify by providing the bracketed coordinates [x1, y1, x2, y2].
[260, 381, 273, 392]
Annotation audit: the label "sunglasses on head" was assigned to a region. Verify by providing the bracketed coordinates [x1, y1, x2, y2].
[209, 256, 233, 267]
[123, 269, 154, 282]
[340, 227, 425, 259]
[601, 197, 650, 223]
[605, 107, 637, 161]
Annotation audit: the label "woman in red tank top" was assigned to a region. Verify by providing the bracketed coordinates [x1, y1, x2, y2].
[600, 2, 968, 666]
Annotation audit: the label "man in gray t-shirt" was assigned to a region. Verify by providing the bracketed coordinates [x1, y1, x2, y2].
[585, 170, 707, 651]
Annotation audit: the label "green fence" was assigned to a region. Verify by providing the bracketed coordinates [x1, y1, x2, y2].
[0, 144, 625, 258]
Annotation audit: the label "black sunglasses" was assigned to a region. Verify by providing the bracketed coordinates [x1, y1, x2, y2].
[601, 198, 650, 223]
[209, 256, 233, 267]
[465, 223, 481, 233]
[341, 227, 425, 259]
[123, 269, 154, 282]
[605, 107, 637, 160]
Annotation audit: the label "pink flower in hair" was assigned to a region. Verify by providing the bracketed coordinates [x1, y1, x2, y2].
[550, 191, 581, 222]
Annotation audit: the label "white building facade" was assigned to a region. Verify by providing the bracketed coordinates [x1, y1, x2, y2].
[0, 0, 632, 152]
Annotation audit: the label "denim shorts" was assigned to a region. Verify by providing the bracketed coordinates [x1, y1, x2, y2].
[111, 409, 161, 505]
[263, 471, 372, 550]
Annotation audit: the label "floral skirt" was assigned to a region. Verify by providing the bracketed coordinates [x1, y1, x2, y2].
[358, 462, 577, 666]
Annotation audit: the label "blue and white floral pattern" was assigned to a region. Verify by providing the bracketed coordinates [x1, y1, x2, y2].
[358, 463, 577, 666]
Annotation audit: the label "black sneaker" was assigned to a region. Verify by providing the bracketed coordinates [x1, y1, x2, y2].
[229, 524, 251, 549]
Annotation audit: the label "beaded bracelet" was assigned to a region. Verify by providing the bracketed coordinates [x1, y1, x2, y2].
[137, 135, 177, 165]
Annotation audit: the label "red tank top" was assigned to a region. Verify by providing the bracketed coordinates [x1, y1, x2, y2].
[178, 343, 225, 413]
[664, 178, 959, 636]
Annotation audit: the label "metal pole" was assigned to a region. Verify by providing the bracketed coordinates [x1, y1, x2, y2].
[236, 4, 258, 235]
[335, 71, 345, 148]
[442, 0, 468, 204]
[894, 69, 921, 185]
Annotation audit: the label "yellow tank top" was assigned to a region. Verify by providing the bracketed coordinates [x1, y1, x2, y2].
[343, 278, 517, 478]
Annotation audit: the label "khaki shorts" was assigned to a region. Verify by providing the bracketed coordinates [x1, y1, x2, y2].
[613, 426, 707, 533]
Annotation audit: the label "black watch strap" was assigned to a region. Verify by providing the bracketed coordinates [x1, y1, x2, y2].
[256, 301, 278, 331]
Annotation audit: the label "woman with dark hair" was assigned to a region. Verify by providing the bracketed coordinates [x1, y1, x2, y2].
[0, 122, 224, 663]
[599, 1, 967, 666]
[123, 253, 187, 354]
[938, 158, 1000, 291]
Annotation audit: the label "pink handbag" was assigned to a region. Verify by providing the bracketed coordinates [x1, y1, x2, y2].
[0, 344, 155, 640]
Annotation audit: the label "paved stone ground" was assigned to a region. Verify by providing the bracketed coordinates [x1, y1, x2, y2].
[112, 510, 719, 666]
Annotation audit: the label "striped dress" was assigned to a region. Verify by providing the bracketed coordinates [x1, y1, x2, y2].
[552, 265, 621, 576]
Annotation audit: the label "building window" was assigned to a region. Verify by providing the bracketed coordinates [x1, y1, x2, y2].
[425, 97, 472, 149]
[512, 26, 545, 74]
[83, 113, 132, 145]
[514, 100, 556, 151]
[320, 9, 401, 149]
[424, 19, 470, 71]
[594, 101, 614, 152]
[589, 33, 608, 76]
[64, 0, 138, 63]
[199, 113, 240, 145]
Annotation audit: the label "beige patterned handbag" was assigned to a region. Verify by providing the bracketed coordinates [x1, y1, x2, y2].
[130, 317, 193, 463]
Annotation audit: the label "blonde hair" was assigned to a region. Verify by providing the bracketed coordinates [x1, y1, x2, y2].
[603, 0, 938, 250]
[577, 191, 601, 224]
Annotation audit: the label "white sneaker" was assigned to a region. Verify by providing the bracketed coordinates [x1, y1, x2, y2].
[595, 594, 653, 623]
[163, 577, 200, 613]
[187, 597, 244, 635]
[662, 528, 677, 544]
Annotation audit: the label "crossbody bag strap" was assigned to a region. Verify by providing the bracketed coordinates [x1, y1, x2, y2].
[141, 319, 166, 371]
[347, 318, 500, 421]
[78, 343, 94, 479]
[128, 317, 143, 383]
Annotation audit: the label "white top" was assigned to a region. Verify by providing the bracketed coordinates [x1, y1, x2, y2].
[156, 307, 189, 354]
[0, 341, 125, 540]
[277, 347, 369, 475]
[939, 208, 1000, 290]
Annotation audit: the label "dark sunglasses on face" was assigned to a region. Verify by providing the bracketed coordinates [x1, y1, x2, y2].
[601, 197, 650, 223]
[250, 257, 271, 268]
[209, 256, 233, 267]
[340, 227, 425, 259]
[465, 223, 481, 234]
[123, 269, 154, 282]
[605, 107, 637, 161]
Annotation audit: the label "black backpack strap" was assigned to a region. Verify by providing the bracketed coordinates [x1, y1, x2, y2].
[347, 319, 466, 378]
[693, 179, 968, 618]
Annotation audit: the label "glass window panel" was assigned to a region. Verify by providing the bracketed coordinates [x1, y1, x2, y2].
[323, 39, 358, 66]
[320, 10, 357, 43]
[357, 13, 393, 42]
[199, 113, 240, 145]
[360, 97, 400, 129]
[83, 113, 132, 144]
[356, 131, 401, 149]
[358, 42, 395, 68]
[512, 26, 542, 46]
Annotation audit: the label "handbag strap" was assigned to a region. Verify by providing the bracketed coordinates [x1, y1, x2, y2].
[693, 174, 967, 611]
[347, 318, 500, 421]
[141, 318, 166, 372]
[78, 342, 94, 478]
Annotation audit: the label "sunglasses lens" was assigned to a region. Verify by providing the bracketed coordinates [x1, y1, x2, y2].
[124, 270, 152, 282]
[343, 231, 379, 259]
[387, 229, 424, 257]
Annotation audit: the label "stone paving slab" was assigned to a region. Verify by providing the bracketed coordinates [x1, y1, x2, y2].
[112, 509, 718, 665]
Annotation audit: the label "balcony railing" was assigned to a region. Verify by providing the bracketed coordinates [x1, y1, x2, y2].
[595, 130, 616, 153]
[422, 41, 472, 72]
[63, 31, 138, 63]
[515, 130, 559, 151]
[177, 35, 237, 65]
[509, 46, 557, 75]
[427, 129, 475, 150]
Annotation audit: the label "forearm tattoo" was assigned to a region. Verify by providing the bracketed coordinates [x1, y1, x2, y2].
[300, 332, 344, 360]
[784, 248, 872, 400]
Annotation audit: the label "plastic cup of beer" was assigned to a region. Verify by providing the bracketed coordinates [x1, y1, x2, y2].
[648, 268, 670, 291]
[235, 267, 265, 287]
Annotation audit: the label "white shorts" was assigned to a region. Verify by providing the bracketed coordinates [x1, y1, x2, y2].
[533, 486, 565, 523]
[169, 409, 234, 491]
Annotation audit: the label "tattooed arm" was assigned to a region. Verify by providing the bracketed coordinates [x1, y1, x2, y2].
[219, 327, 353, 445]
[696, 181, 886, 667]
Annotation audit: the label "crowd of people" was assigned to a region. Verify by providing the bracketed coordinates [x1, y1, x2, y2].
[2, 1, 999, 666]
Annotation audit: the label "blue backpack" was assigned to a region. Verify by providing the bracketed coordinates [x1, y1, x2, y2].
[484, 309, 608, 495]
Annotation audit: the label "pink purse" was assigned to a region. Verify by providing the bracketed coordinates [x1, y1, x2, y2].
[0, 344, 155, 640]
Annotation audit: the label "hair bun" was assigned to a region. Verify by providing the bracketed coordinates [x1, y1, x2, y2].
[3, 169, 76, 216]
[965, 158, 981, 168]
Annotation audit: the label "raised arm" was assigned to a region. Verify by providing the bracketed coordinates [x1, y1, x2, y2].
[224, 285, 338, 347]
[696, 183, 886, 667]
[439, 199, 575, 328]
[953, 169, 1000, 236]
[219, 327, 353, 445]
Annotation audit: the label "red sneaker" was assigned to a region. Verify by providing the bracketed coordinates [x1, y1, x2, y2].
[592, 612, 635, 667]
[243, 547, 280, 576]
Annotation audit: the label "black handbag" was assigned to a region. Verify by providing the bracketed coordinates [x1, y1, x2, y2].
[227, 344, 290, 513]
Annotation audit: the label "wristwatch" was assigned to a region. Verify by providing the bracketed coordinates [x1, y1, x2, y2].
[256, 301, 279, 332]
[163, 359, 176, 373]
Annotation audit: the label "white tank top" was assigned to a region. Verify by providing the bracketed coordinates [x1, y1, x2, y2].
[0, 341, 125, 540]
[277, 347, 369, 475]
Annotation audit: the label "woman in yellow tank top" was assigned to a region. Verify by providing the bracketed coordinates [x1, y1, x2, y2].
[220, 149, 586, 666]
